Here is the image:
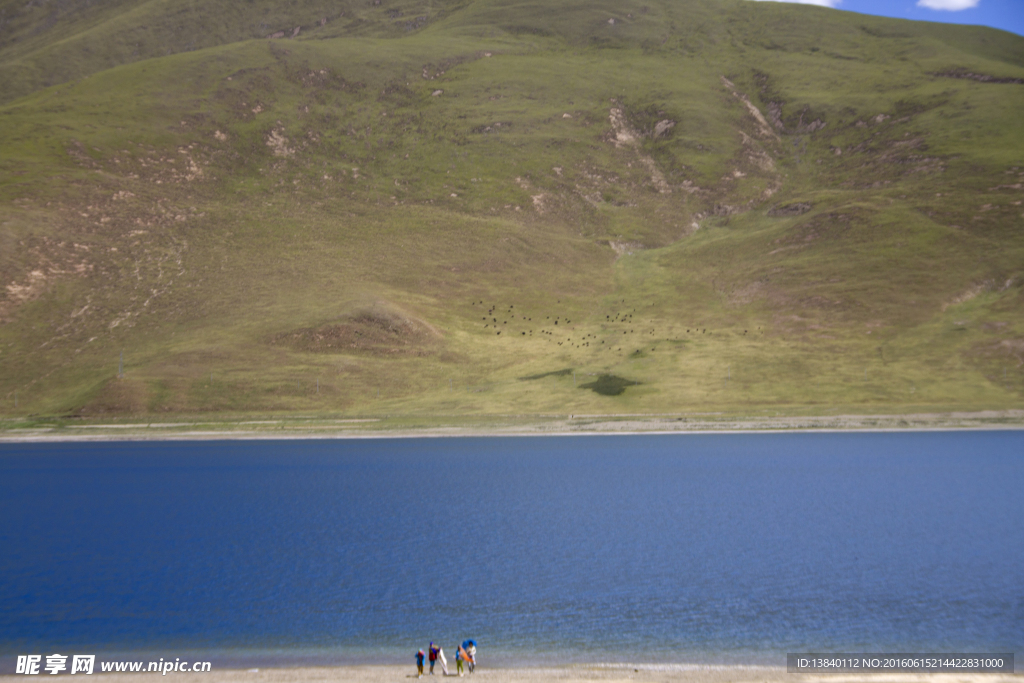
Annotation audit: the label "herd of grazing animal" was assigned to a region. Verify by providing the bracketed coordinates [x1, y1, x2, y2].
[469, 300, 763, 358]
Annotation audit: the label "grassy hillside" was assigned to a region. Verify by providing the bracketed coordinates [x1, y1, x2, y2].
[1, 0, 1022, 420]
[0, 0, 477, 104]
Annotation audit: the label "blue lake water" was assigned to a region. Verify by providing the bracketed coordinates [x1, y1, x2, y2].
[1, 432, 1022, 669]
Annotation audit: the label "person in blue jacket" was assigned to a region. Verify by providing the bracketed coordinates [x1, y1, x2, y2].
[415, 649, 425, 678]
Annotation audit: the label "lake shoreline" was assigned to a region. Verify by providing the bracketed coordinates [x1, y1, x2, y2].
[1, 410, 1023, 442]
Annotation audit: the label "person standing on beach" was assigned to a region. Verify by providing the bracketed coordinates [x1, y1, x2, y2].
[428, 642, 438, 675]
[455, 646, 463, 676]
[461, 640, 476, 674]
[416, 649, 425, 678]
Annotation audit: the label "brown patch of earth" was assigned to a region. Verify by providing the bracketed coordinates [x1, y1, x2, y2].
[272, 309, 442, 356]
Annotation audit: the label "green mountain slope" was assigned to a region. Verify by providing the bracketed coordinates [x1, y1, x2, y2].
[0, 0, 473, 105]
[1, 0, 1022, 419]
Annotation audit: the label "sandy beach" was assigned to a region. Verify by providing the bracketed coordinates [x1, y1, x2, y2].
[2, 666, 1019, 683]
[1, 410, 1023, 442]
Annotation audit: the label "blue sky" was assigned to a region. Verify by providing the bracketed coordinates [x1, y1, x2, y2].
[749, 0, 1024, 37]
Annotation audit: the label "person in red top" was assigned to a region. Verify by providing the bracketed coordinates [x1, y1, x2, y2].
[428, 643, 439, 675]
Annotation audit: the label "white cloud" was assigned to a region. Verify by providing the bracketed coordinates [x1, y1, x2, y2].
[916, 0, 980, 9]
[748, 0, 840, 6]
